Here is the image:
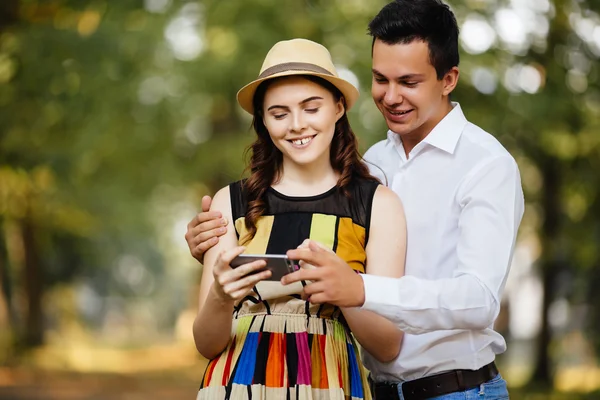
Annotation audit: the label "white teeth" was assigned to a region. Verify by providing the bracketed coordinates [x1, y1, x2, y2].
[292, 137, 313, 145]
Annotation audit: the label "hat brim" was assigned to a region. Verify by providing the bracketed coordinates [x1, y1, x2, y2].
[236, 70, 359, 115]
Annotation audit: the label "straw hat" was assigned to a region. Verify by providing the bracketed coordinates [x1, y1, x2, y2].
[236, 38, 359, 114]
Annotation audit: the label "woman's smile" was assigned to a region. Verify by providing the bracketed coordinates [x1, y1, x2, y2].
[288, 134, 317, 148]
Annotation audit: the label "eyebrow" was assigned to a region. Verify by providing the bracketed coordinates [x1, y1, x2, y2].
[267, 96, 324, 111]
[372, 69, 424, 80]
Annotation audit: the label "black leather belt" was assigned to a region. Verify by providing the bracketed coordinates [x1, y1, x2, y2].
[371, 362, 499, 400]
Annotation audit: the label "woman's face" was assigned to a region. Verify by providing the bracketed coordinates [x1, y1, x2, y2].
[262, 76, 344, 168]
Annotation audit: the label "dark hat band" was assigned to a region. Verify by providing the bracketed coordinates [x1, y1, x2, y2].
[258, 62, 334, 79]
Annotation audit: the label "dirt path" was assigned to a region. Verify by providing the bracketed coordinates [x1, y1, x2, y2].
[0, 368, 203, 400]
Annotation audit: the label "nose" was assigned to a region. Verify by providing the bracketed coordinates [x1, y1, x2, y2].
[290, 111, 307, 133]
[383, 82, 403, 107]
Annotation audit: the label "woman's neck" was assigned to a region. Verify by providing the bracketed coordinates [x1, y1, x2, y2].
[273, 154, 339, 197]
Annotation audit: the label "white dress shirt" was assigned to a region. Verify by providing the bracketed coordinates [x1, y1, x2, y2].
[361, 103, 524, 382]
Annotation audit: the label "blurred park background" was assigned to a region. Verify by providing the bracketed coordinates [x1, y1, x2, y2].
[0, 0, 600, 398]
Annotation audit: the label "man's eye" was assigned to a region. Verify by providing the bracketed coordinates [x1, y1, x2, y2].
[404, 82, 418, 87]
[374, 77, 387, 83]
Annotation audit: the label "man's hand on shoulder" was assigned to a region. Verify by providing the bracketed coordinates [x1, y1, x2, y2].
[185, 195, 229, 264]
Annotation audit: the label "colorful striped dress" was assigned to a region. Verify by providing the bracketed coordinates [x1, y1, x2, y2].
[198, 178, 379, 400]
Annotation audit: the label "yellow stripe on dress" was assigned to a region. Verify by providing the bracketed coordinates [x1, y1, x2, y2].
[235, 215, 275, 253]
[324, 328, 341, 391]
[309, 213, 337, 250]
[335, 217, 366, 273]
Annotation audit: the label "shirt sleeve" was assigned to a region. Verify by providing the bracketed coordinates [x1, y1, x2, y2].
[360, 155, 525, 334]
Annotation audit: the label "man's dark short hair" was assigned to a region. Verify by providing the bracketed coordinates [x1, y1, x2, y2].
[368, 0, 460, 79]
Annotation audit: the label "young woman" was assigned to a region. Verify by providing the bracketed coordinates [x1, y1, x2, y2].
[194, 38, 406, 400]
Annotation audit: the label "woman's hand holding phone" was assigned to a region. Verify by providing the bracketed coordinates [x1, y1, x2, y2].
[211, 246, 271, 303]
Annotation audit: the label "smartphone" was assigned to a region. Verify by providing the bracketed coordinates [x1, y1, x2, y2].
[230, 254, 300, 281]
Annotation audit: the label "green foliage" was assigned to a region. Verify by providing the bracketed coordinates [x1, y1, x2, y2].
[0, 0, 598, 389]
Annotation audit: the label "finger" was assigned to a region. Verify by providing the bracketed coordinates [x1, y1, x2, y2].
[286, 248, 327, 267]
[281, 270, 304, 285]
[308, 240, 335, 254]
[230, 275, 271, 299]
[206, 236, 220, 248]
[229, 260, 267, 280]
[187, 211, 223, 229]
[192, 237, 219, 258]
[302, 281, 326, 296]
[196, 213, 226, 228]
[190, 218, 228, 241]
[214, 247, 245, 278]
[219, 246, 247, 265]
[281, 268, 322, 285]
[230, 287, 260, 301]
[201, 195, 213, 213]
[298, 260, 316, 270]
[308, 240, 325, 252]
[307, 293, 327, 304]
[197, 217, 228, 233]
[226, 269, 272, 294]
[297, 239, 311, 249]
[192, 226, 228, 247]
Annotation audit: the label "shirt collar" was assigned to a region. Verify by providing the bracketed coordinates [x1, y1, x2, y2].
[385, 102, 467, 155]
[421, 102, 467, 154]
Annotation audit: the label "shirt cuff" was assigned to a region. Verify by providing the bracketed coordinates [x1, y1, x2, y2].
[360, 274, 401, 312]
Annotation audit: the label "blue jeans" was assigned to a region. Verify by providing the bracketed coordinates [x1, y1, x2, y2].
[395, 374, 509, 400]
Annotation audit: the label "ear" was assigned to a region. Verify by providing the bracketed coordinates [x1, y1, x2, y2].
[442, 66, 459, 97]
[335, 98, 345, 122]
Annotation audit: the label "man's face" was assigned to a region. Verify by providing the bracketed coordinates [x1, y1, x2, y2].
[371, 39, 457, 144]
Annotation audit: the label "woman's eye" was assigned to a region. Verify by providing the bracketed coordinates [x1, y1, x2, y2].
[305, 108, 319, 113]
[273, 113, 287, 120]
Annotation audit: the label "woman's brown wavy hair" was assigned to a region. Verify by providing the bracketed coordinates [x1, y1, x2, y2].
[241, 75, 379, 242]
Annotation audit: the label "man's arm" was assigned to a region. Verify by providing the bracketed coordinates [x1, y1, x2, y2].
[338, 185, 406, 363]
[361, 156, 524, 334]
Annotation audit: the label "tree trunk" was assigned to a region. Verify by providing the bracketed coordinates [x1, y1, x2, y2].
[0, 256, 9, 327]
[21, 218, 44, 347]
[0, 0, 19, 32]
[530, 158, 561, 386]
[0, 234, 17, 329]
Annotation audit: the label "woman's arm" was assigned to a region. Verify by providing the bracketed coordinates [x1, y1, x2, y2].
[193, 186, 270, 359]
[341, 185, 407, 363]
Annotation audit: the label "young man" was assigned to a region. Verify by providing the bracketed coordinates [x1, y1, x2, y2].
[185, 1, 524, 399]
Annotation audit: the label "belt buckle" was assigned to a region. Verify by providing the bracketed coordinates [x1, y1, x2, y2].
[455, 369, 465, 391]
